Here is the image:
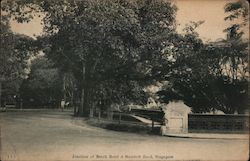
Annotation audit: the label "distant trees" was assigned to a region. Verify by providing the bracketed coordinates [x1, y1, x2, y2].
[20, 56, 62, 108]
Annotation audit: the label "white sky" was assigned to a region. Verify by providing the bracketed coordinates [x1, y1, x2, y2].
[10, 0, 247, 42]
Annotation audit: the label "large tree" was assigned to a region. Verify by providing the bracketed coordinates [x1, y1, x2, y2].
[48, 0, 177, 116]
[2, 0, 178, 115]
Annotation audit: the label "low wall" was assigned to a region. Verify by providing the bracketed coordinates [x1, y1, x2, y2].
[130, 109, 164, 122]
[92, 110, 148, 124]
[188, 114, 249, 133]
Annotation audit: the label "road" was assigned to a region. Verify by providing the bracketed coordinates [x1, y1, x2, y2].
[0, 110, 249, 161]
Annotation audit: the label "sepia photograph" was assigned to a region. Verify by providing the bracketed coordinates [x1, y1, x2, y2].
[0, 0, 249, 161]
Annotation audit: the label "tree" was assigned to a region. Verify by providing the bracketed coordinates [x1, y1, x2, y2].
[205, 38, 248, 114]
[4, 0, 178, 116]
[20, 56, 62, 108]
[224, 0, 249, 40]
[156, 21, 217, 113]
[157, 14, 249, 114]
[212, 0, 249, 114]
[0, 14, 34, 107]
[149, 1, 249, 114]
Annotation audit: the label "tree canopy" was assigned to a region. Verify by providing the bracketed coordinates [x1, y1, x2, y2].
[1, 0, 248, 114]
[157, 1, 249, 114]
[0, 13, 34, 106]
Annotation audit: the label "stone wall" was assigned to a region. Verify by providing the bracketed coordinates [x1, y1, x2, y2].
[188, 114, 249, 133]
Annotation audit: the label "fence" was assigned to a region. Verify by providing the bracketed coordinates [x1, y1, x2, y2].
[188, 114, 249, 133]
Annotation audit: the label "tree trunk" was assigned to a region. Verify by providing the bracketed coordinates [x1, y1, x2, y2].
[89, 99, 94, 118]
[79, 59, 95, 117]
[248, 77, 250, 114]
[63, 74, 66, 102]
[83, 84, 89, 116]
[79, 63, 86, 116]
[0, 81, 2, 107]
[79, 88, 84, 116]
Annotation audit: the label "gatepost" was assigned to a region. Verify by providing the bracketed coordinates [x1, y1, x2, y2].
[160, 100, 191, 135]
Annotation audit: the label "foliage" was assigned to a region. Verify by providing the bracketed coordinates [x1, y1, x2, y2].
[157, 19, 249, 114]
[20, 56, 62, 107]
[157, 22, 214, 113]
[224, 0, 249, 39]
[5, 0, 177, 114]
[0, 15, 33, 82]
[3, 0, 248, 114]
[0, 14, 34, 106]
[1, 0, 178, 114]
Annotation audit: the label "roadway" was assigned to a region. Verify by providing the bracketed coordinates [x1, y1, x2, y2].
[0, 110, 248, 161]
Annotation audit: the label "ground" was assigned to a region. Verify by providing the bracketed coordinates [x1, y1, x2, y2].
[0, 110, 249, 161]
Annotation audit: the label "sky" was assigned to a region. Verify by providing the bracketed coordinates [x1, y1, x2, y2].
[175, 0, 233, 41]
[10, 0, 246, 42]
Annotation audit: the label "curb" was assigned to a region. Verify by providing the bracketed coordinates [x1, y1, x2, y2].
[164, 133, 249, 140]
